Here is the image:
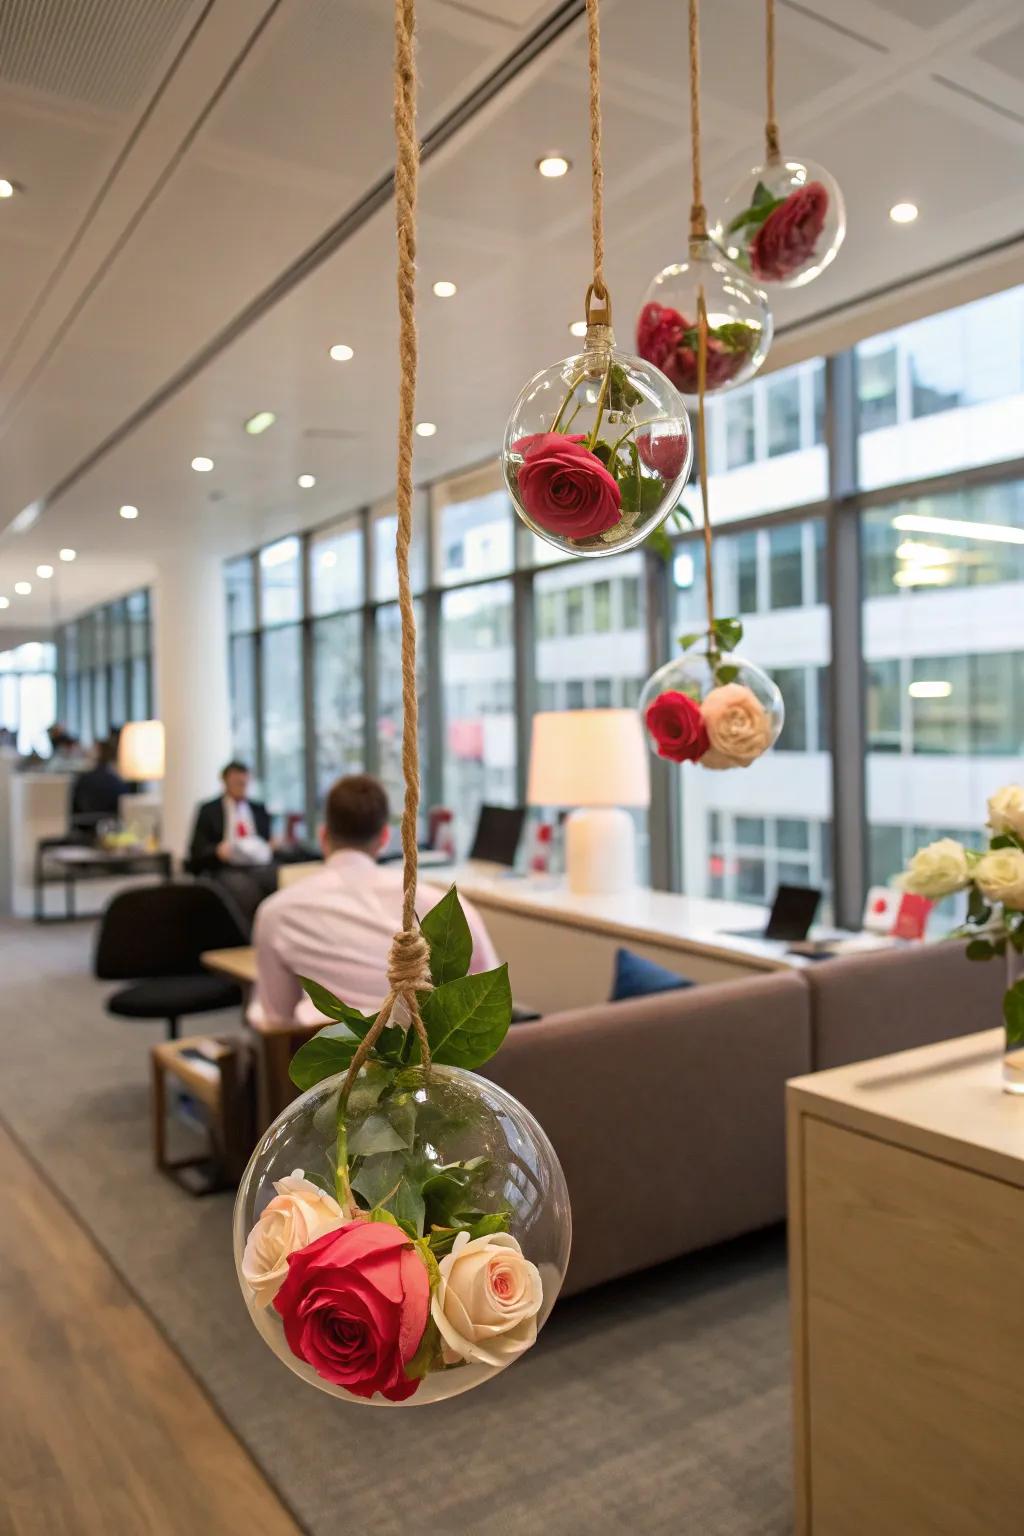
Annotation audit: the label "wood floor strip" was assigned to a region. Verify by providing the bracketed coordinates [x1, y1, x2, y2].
[0, 1122, 301, 1536]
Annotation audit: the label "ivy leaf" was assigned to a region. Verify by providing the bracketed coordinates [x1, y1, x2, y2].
[711, 616, 744, 652]
[298, 977, 377, 1036]
[414, 964, 513, 1069]
[289, 1026, 358, 1091]
[1004, 979, 1024, 1049]
[420, 886, 472, 986]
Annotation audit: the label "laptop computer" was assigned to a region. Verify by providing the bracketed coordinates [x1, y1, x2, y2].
[727, 883, 823, 943]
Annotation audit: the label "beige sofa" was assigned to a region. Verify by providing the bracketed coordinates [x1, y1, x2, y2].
[483, 942, 1004, 1295]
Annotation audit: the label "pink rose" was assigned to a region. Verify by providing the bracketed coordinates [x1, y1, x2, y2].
[700, 683, 774, 768]
[637, 425, 689, 480]
[645, 691, 709, 764]
[512, 432, 621, 539]
[273, 1219, 429, 1401]
[635, 303, 750, 395]
[751, 182, 828, 282]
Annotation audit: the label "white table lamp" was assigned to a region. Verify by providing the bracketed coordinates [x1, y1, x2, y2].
[527, 710, 650, 895]
[118, 719, 165, 783]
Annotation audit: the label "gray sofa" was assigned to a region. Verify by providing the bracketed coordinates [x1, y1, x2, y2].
[484, 942, 1004, 1295]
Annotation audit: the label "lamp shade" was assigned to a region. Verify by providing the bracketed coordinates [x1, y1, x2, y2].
[527, 710, 650, 809]
[118, 719, 165, 781]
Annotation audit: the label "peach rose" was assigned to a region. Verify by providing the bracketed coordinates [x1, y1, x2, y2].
[431, 1231, 543, 1368]
[242, 1171, 350, 1307]
[700, 683, 773, 768]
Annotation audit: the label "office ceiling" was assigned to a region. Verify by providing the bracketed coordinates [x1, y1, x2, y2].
[0, 0, 1021, 627]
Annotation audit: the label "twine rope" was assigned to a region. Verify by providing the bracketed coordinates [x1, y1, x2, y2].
[342, 0, 431, 1104]
[696, 287, 714, 627]
[584, 0, 609, 325]
[765, 0, 780, 162]
[688, 0, 706, 243]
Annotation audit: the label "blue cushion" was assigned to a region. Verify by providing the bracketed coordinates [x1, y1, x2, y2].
[610, 947, 695, 1002]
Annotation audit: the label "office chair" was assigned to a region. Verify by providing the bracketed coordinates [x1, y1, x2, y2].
[94, 882, 248, 1040]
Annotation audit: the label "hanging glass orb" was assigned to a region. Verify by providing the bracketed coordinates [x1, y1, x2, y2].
[234, 1063, 571, 1407]
[636, 238, 773, 401]
[501, 323, 693, 558]
[713, 155, 845, 289]
[639, 650, 784, 770]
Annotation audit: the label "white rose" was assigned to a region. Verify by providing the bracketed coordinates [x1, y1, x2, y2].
[975, 848, 1024, 911]
[987, 785, 1024, 839]
[431, 1231, 543, 1369]
[242, 1170, 350, 1307]
[898, 838, 971, 900]
[700, 683, 774, 769]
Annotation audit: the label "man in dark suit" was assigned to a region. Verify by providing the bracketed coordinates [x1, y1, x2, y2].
[71, 738, 129, 832]
[188, 760, 277, 927]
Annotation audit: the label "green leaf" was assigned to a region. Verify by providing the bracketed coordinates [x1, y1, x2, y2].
[415, 965, 513, 1069]
[422, 1158, 491, 1229]
[1004, 979, 1024, 1049]
[678, 631, 703, 652]
[404, 1317, 444, 1381]
[966, 938, 995, 961]
[711, 616, 744, 652]
[347, 1110, 412, 1157]
[725, 183, 785, 234]
[715, 664, 740, 686]
[590, 439, 614, 465]
[607, 362, 644, 412]
[967, 885, 992, 926]
[351, 1151, 427, 1236]
[298, 977, 377, 1036]
[289, 1026, 358, 1091]
[671, 503, 695, 529]
[990, 833, 1024, 852]
[645, 524, 673, 562]
[420, 886, 473, 986]
[343, 1059, 392, 1116]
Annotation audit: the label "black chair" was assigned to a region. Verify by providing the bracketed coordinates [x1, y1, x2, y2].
[94, 882, 248, 1040]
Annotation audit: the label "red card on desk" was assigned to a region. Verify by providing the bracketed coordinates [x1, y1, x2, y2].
[892, 892, 931, 940]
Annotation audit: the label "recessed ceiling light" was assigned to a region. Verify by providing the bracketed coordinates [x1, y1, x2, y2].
[329, 343, 354, 362]
[119, 504, 139, 519]
[569, 320, 588, 338]
[537, 155, 571, 178]
[297, 474, 316, 489]
[36, 564, 53, 579]
[191, 456, 214, 473]
[415, 421, 437, 438]
[244, 410, 276, 435]
[0, 179, 14, 199]
[432, 280, 457, 298]
[59, 547, 76, 562]
[889, 201, 918, 224]
[0, 597, 8, 609]
[14, 581, 31, 595]
[908, 679, 952, 699]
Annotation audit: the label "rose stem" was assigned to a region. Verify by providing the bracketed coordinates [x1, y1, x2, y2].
[334, 1116, 353, 1209]
[549, 369, 586, 433]
[586, 362, 612, 451]
[607, 416, 660, 460]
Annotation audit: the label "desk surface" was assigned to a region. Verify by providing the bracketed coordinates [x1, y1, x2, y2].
[203, 945, 257, 986]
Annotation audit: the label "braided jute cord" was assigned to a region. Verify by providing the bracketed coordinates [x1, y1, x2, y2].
[688, 0, 706, 245]
[765, 0, 780, 162]
[696, 287, 714, 628]
[341, 0, 431, 1104]
[584, 0, 610, 327]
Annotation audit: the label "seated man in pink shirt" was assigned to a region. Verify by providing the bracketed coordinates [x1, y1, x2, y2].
[251, 773, 498, 1025]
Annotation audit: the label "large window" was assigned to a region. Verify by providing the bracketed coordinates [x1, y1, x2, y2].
[56, 588, 152, 746]
[222, 285, 1024, 926]
[0, 642, 57, 755]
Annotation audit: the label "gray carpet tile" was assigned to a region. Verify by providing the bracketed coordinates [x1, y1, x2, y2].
[0, 917, 793, 1536]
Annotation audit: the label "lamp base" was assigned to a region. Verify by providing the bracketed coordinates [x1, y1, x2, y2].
[565, 807, 636, 896]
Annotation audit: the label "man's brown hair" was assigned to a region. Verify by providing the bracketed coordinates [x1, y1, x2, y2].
[325, 773, 390, 848]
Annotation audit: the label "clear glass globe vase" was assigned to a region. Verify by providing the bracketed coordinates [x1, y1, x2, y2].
[501, 323, 692, 558]
[234, 1063, 571, 1406]
[639, 650, 784, 770]
[713, 155, 845, 288]
[636, 238, 772, 401]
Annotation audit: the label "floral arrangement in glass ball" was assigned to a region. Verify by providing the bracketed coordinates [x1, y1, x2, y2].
[713, 156, 845, 289]
[501, 319, 692, 558]
[639, 619, 784, 771]
[234, 888, 571, 1405]
[636, 238, 772, 401]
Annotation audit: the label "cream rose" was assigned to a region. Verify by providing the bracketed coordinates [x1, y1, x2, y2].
[431, 1231, 543, 1368]
[242, 1171, 349, 1307]
[898, 838, 971, 899]
[975, 848, 1024, 911]
[700, 683, 773, 769]
[987, 785, 1024, 840]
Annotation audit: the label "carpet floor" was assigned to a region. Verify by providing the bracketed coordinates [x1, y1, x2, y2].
[0, 917, 794, 1536]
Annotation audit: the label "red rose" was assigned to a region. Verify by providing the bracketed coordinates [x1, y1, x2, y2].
[635, 303, 750, 395]
[637, 426, 689, 480]
[645, 690, 709, 763]
[513, 432, 621, 539]
[273, 1219, 429, 1401]
[751, 182, 828, 282]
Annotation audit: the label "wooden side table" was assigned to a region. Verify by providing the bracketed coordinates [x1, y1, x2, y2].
[151, 1036, 254, 1193]
[787, 1029, 1024, 1535]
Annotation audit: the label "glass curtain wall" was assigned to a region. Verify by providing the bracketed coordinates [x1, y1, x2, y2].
[56, 589, 152, 747]
[221, 286, 1024, 926]
[0, 641, 58, 754]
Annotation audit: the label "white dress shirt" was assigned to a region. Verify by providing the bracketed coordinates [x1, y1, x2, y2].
[250, 848, 500, 1024]
[224, 795, 272, 866]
